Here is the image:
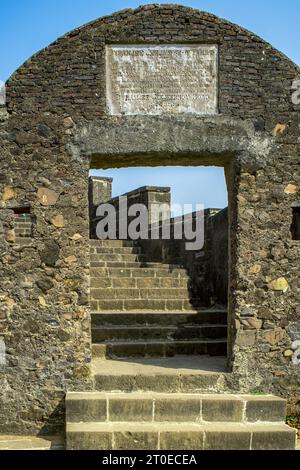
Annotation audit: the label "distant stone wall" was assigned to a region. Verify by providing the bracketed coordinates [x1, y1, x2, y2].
[199, 208, 228, 306]
[138, 208, 228, 307]
[88, 176, 113, 220]
[91, 186, 171, 238]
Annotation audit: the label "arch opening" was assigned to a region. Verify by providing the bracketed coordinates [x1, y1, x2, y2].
[86, 150, 236, 371]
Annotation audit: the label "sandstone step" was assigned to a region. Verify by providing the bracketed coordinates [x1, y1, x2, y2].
[66, 392, 287, 424]
[66, 421, 296, 450]
[92, 325, 227, 343]
[91, 253, 147, 263]
[92, 356, 227, 393]
[0, 437, 51, 450]
[90, 261, 185, 269]
[90, 240, 136, 248]
[91, 288, 192, 300]
[92, 339, 227, 358]
[90, 267, 189, 278]
[91, 254, 186, 265]
[0, 435, 64, 450]
[92, 299, 204, 312]
[90, 246, 142, 255]
[90, 277, 189, 289]
[91, 311, 227, 326]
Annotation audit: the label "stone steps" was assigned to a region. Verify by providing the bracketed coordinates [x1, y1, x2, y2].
[90, 240, 136, 248]
[91, 254, 186, 265]
[66, 421, 296, 450]
[65, 392, 295, 450]
[0, 435, 64, 450]
[90, 261, 186, 268]
[66, 392, 287, 423]
[92, 299, 205, 312]
[91, 253, 148, 263]
[90, 245, 142, 253]
[89, 238, 226, 359]
[90, 267, 189, 278]
[91, 311, 227, 326]
[92, 325, 227, 342]
[91, 277, 189, 288]
[92, 356, 227, 393]
[91, 287, 193, 300]
[92, 339, 227, 359]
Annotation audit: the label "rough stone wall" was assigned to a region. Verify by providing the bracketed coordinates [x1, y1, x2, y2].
[205, 208, 228, 306]
[0, 4, 299, 434]
[186, 208, 228, 307]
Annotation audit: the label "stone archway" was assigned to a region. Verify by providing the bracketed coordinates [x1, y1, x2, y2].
[71, 114, 274, 371]
[1, 4, 299, 445]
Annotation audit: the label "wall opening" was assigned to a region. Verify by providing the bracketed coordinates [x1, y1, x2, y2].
[12, 205, 33, 238]
[291, 205, 300, 240]
[88, 162, 231, 366]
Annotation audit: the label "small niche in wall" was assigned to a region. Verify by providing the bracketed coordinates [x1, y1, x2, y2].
[13, 206, 30, 215]
[13, 206, 33, 238]
[291, 205, 300, 240]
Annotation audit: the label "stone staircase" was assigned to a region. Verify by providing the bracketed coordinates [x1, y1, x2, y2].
[66, 393, 296, 450]
[90, 239, 227, 359]
[64, 239, 296, 450]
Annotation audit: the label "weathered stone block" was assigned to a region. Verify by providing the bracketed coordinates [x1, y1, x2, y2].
[245, 397, 286, 422]
[235, 330, 256, 347]
[37, 187, 59, 206]
[259, 328, 285, 346]
[251, 427, 296, 450]
[202, 397, 244, 422]
[67, 428, 112, 450]
[94, 374, 136, 393]
[39, 240, 60, 267]
[109, 396, 153, 422]
[135, 375, 180, 393]
[204, 429, 251, 450]
[114, 431, 158, 450]
[66, 395, 107, 422]
[155, 396, 201, 422]
[160, 430, 204, 450]
[180, 374, 221, 393]
[97, 300, 124, 310]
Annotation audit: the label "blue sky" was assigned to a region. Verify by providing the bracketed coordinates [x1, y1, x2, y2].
[97, 166, 227, 214]
[1, 1, 299, 210]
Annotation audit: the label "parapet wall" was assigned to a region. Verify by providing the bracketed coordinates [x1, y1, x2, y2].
[89, 176, 113, 220]
[138, 208, 228, 307]
[90, 185, 171, 238]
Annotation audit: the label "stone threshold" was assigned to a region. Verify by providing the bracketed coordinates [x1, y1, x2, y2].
[0, 435, 64, 450]
[92, 355, 228, 376]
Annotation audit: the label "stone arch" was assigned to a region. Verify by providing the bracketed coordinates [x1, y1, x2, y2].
[74, 114, 275, 371]
[0, 4, 299, 435]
